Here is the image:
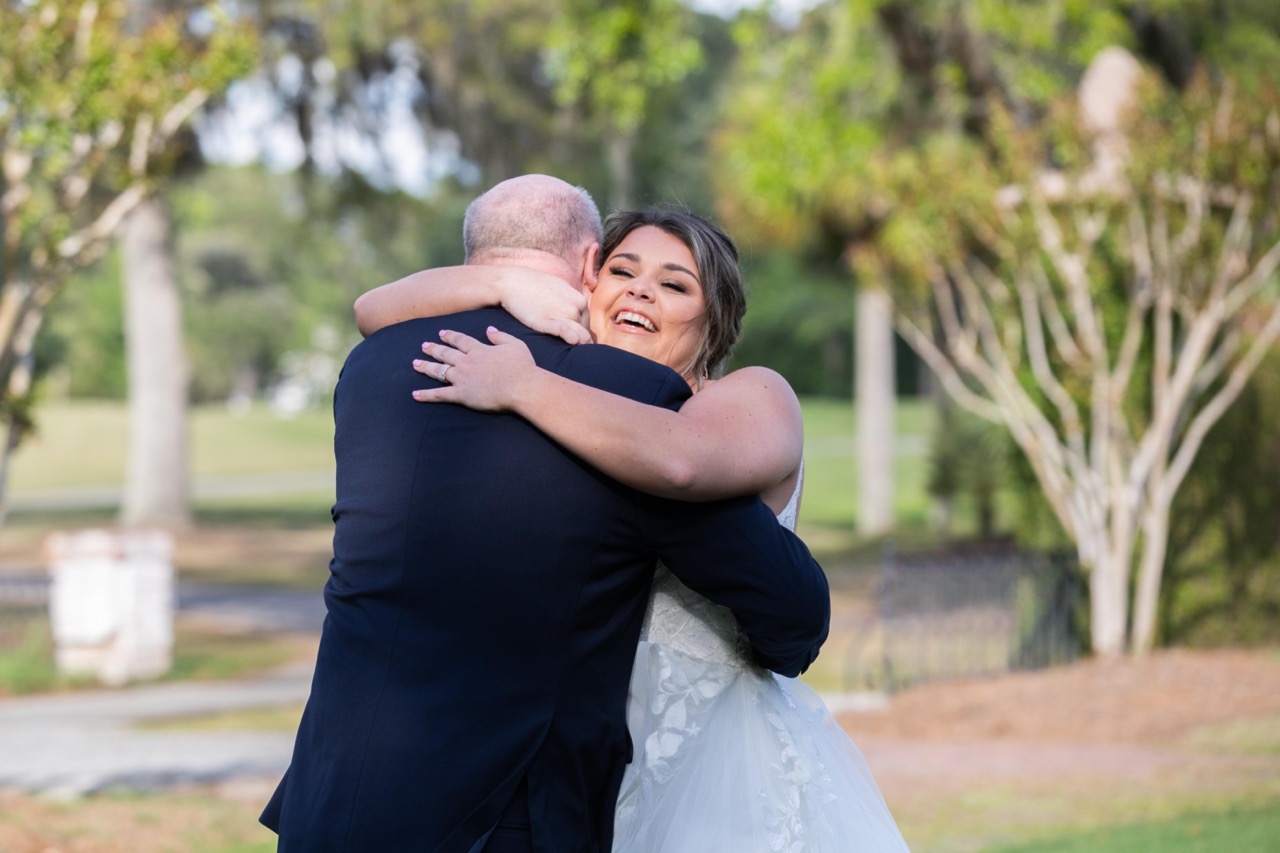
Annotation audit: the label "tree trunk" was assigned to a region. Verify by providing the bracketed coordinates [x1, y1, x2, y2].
[605, 128, 636, 211]
[121, 194, 191, 529]
[1089, 507, 1135, 657]
[1131, 500, 1172, 655]
[0, 303, 42, 528]
[857, 286, 896, 535]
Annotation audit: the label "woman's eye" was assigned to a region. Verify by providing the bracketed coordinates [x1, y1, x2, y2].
[608, 266, 634, 278]
[662, 281, 688, 293]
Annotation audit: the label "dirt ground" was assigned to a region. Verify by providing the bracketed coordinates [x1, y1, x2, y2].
[0, 649, 1277, 852]
[849, 647, 1280, 743]
[842, 647, 1280, 851]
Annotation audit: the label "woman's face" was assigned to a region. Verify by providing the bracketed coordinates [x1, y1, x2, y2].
[588, 226, 707, 380]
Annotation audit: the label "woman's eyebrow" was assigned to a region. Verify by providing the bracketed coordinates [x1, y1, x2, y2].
[612, 251, 700, 283]
[662, 262, 699, 282]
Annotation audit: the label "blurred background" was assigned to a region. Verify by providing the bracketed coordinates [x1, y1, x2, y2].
[1, 0, 1279, 850]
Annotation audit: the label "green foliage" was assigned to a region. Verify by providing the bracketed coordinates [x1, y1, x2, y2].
[36, 165, 476, 403]
[547, 0, 704, 135]
[0, 0, 256, 273]
[715, 2, 1280, 655]
[1161, 353, 1280, 647]
[268, 0, 598, 189]
[728, 250, 853, 395]
[713, 1, 1132, 246]
[37, 250, 127, 399]
[0, 621, 61, 695]
[926, 401, 1007, 538]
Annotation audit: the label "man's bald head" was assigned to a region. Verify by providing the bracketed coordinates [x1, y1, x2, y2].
[463, 175, 603, 266]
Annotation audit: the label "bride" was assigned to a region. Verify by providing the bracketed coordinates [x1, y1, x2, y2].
[355, 206, 909, 851]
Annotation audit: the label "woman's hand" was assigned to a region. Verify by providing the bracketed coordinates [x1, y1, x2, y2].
[493, 267, 592, 345]
[412, 327, 539, 411]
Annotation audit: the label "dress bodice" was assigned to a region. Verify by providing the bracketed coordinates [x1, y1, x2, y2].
[638, 462, 804, 667]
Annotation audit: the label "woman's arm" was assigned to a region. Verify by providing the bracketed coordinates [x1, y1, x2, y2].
[353, 265, 591, 344]
[415, 328, 804, 511]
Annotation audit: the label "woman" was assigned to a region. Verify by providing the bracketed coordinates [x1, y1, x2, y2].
[355, 208, 908, 851]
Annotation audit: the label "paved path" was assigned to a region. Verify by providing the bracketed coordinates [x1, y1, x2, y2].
[0, 582, 882, 798]
[0, 661, 313, 798]
[0, 582, 323, 797]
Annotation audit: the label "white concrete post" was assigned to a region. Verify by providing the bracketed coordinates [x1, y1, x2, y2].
[47, 529, 174, 686]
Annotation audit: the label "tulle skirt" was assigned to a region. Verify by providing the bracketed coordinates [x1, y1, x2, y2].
[613, 641, 909, 852]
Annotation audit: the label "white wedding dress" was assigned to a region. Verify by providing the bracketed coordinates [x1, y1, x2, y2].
[613, 468, 910, 851]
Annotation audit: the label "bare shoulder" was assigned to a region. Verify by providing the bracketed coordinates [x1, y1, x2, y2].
[691, 366, 803, 436]
[706, 365, 801, 410]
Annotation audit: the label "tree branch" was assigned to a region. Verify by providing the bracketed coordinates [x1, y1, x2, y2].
[1030, 193, 1107, 361]
[1164, 300, 1280, 503]
[54, 182, 148, 264]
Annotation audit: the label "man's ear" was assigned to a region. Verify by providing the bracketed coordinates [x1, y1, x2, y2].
[581, 242, 601, 292]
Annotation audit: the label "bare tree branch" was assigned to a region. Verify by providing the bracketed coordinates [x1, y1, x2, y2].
[1031, 193, 1107, 361]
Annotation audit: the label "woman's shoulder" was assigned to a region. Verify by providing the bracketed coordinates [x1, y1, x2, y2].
[703, 365, 801, 413]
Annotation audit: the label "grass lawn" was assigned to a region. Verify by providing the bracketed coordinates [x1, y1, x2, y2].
[6, 396, 951, 550]
[987, 801, 1280, 853]
[9, 400, 335, 492]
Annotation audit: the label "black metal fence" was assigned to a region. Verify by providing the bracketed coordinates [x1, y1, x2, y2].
[830, 547, 1084, 693]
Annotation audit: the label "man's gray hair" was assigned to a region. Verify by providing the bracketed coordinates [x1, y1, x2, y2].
[463, 176, 603, 263]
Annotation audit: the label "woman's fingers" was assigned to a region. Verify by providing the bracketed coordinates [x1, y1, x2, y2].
[435, 329, 482, 352]
[485, 326, 520, 345]
[412, 386, 457, 402]
[412, 326, 534, 410]
[412, 357, 454, 383]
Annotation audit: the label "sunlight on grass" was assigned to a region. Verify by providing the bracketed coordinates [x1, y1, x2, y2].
[1183, 714, 1280, 755]
[10, 400, 334, 492]
[899, 783, 1278, 853]
[986, 801, 1280, 853]
[799, 396, 934, 530]
[0, 621, 63, 695]
[9, 397, 946, 542]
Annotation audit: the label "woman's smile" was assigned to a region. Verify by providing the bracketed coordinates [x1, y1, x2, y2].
[589, 225, 707, 380]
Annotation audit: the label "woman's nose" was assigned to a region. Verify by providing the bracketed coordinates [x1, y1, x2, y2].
[627, 276, 654, 299]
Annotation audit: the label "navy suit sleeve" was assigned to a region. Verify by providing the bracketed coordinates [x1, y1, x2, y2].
[640, 494, 830, 678]
[532, 330, 828, 675]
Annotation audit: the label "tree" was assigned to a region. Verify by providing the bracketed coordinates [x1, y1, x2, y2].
[714, 1, 1280, 656]
[879, 66, 1280, 657]
[546, 0, 705, 209]
[233, 0, 724, 209]
[121, 193, 190, 527]
[0, 0, 253, 514]
[119, 0, 197, 530]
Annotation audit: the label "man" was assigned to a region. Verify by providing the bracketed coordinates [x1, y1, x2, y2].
[261, 175, 829, 852]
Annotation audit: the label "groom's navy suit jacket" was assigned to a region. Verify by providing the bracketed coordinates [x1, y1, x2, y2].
[261, 308, 830, 852]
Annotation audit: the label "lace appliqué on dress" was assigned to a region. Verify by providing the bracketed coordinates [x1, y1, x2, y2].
[614, 460, 907, 852]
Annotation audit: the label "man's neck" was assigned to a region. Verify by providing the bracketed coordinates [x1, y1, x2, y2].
[469, 249, 580, 289]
